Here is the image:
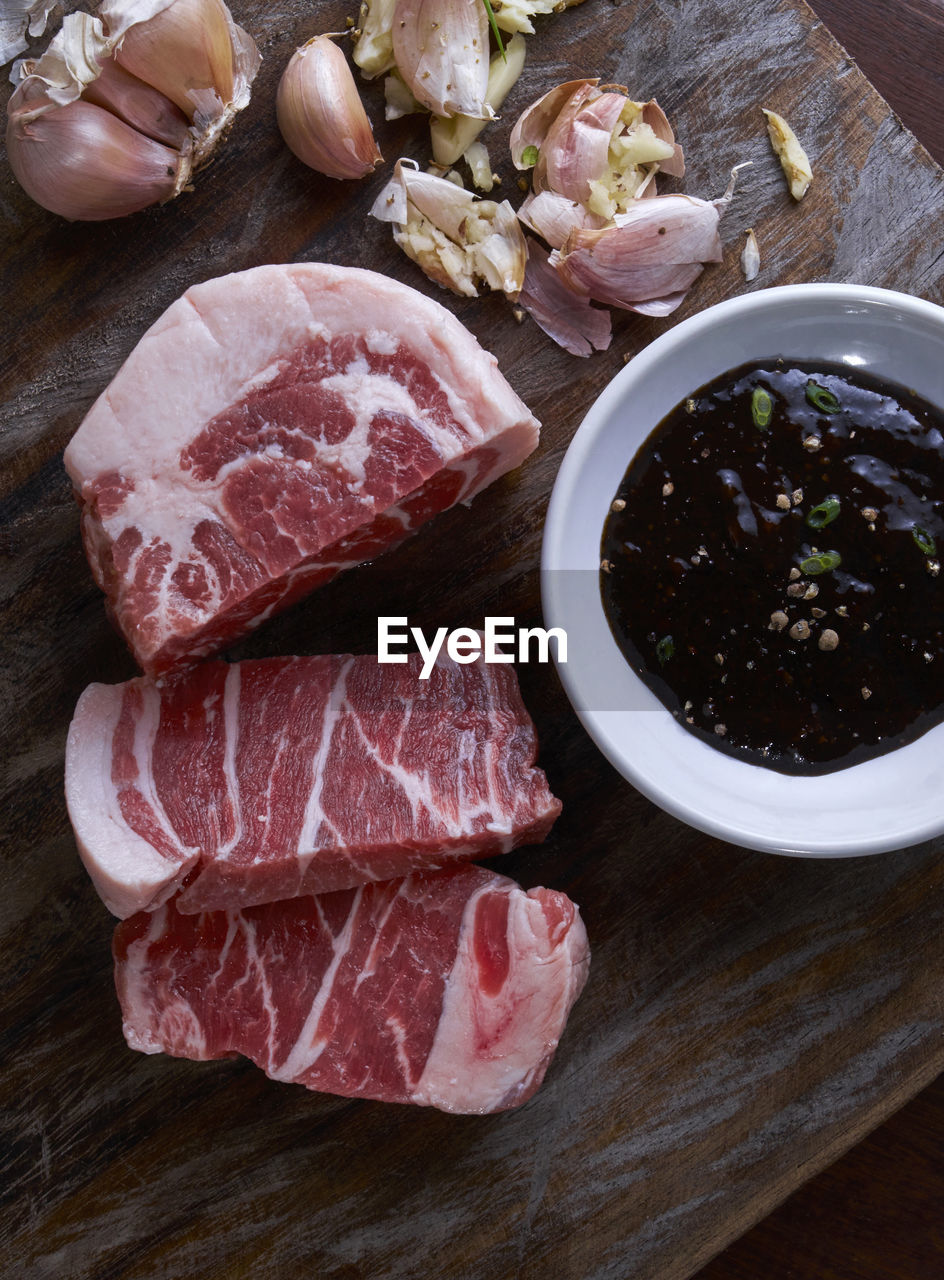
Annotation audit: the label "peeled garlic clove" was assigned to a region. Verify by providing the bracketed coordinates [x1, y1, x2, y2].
[392, 0, 490, 119]
[6, 95, 184, 219]
[491, 0, 587, 34]
[741, 227, 760, 281]
[430, 32, 526, 168]
[103, 0, 261, 159]
[353, 0, 398, 78]
[371, 159, 526, 298]
[551, 192, 726, 313]
[762, 107, 812, 200]
[82, 51, 190, 149]
[518, 239, 611, 357]
[277, 35, 382, 181]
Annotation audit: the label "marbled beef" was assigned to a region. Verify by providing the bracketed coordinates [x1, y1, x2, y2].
[113, 864, 589, 1114]
[66, 650, 561, 918]
[63, 264, 540, 674]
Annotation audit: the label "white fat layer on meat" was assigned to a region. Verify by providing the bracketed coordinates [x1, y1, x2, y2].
[215, 663, 244, 858]
[270, 888, 364, 1082]
[62, 265, 540, 666]
[412, 885, 590, 1113]
[296, 659, 351, 863]
[64, 683, 198, 918]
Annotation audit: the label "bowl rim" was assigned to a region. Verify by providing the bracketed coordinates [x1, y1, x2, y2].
[540, 282, 944, 857]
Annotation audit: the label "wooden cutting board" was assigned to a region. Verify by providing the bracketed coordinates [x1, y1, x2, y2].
[2, 1, 943, 1277]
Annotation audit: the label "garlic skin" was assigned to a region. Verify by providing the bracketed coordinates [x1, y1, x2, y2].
[762, 107, 812, 200]
[430, 32, 526, 168]
[511, 80, 685, 249]
[391, 0, 490, 119]
[549, 169, 744, 315]
[277, 36, 382, 181]
[741, 227, 760, 281]
[6, 96, 184, 219]
[371, 159, 526, 298]
[0, 0, 57, 65]
[518, 239, 611, 357]
[5, 0, 260, 219]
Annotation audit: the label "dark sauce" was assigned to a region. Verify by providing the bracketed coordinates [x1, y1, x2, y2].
[600, 360, 944, 774]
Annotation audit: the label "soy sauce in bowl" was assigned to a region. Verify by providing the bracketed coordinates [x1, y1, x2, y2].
[600, 359, 944, 774]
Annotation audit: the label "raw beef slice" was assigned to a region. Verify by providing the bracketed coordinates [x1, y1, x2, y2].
[113, 864, 590, 1113]
[62, 263, 540, 674]
[66, 651, 562, 919]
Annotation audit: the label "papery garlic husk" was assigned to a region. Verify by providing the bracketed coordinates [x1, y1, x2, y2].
[518, 238, 611, 357]
[0, 0, 57, 65]
[549, 169, 743, 315]
[762, 107, 812, 200]
[430, 33, 525, 168]
[353, 0, 397, 78]
[392, 0, 491, 119]
[6, 95, 185, 219]
[741, 227, 760, 281]
[511, 79, 685, 249]
[371, 158, 527, 298]
[277, 35, 382, 180]
[5, 0, 260, 218]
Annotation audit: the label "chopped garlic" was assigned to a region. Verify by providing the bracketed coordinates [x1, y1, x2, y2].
[353, 0, 397, 79]
[762, 107, 812, 200]
[464, 139, 493, 192]
[491, 0, 586, 35]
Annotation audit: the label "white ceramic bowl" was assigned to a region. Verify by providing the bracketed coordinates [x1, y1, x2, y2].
[541, 284, 944, 856]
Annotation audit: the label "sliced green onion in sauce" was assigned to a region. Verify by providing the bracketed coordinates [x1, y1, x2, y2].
[913, 525, 937, 556]
[805, 381, 841, 414]
[751, 387, 773, 430]
[800, 550, 842, 575]
[521, 144, 539, 168]
[806, 497, 841, 528]
[655, 635, 674, 665]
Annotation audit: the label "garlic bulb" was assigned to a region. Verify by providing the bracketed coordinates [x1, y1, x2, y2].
[5, 0, 260, 220]
[276, 35, 382, 180]
[371, 158, 526, 298]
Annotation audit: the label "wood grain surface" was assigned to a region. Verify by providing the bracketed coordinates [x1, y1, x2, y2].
[2, 2, 943, 1279]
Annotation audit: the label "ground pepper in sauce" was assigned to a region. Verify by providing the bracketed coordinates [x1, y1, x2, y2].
[600, 359, 944, 774]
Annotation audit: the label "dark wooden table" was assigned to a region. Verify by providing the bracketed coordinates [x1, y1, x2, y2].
[700, 1, 944, 1274]
[2, 2, 943, 1278]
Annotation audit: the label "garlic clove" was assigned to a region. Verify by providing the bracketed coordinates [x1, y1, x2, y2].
[384, 68, 424, 120]
[511, 80, 685, 248]
[741, 227, 760, 281]
[353, 0, 398, 79]
[550, 193, 725, 312]
[762, 107, 812, 200]
[492, 0, 587, 34]
[518, 188, 606, 250]
[430, 32, 525, 167]
[391, 0, 490, 119]
[82, 51, 191, 149]
[103, 0, 261, 159]
[518, 238, 611, 357]
[277, 35, 381, 181]
[371, 159, 526, 298]
[6, 95, 184, 219]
